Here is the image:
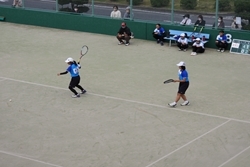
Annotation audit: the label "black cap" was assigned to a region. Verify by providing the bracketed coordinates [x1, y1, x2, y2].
[183, 14, 190, 18]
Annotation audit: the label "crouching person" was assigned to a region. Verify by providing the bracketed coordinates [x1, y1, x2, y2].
[177, 33, 188, 51]
[191, 38, 205, 55]
[117, 22, 131, 46]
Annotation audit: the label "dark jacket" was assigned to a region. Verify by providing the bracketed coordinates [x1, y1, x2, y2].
[194, 20, 206, 27]
[212, 21, 225, 28]
[118, 26, 131, 36]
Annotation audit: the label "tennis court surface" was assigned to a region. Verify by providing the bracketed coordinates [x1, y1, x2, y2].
[1, 22, 250, 167]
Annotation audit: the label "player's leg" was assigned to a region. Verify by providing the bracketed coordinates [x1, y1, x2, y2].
[197, 47, 205, 53]
[69, 77, 80, 98]
[75, 76, 86, 94]
[124, 35, 131, 45]
[191, 46, 197, 55]
[177, 42, 182, 50]
[220, 42, 228, 52]
[117, 34, 124, 44]
[153, 34, 160, 44]
[179, 82, 190, 106]
[168, 83, 181, 107]
[159, 35, 164, 46]
[183, 44, 188, 51]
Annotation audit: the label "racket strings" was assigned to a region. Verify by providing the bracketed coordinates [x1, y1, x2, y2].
[81, 46, 88, 55]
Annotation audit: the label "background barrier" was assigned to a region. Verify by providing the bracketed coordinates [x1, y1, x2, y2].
[0, 6, 250, 49]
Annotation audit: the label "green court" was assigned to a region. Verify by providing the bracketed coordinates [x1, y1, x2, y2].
[0, 22, 250, 167]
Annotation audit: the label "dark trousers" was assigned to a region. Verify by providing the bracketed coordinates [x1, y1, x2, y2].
[216, 41, 228, 49]
[69, 76, 84, 95]
[153, 34, 164, 42]
[177, 42, 188, 49]
[192, 46, 205, 53]
[117, 34, 131, 43]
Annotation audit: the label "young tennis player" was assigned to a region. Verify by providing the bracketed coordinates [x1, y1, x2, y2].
[168, 61, 189, 107]
[57, 57, 86, 98]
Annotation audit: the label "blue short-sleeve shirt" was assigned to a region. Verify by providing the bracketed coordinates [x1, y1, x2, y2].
[178, 69, 189, 82]
[67, 64, 79, 77]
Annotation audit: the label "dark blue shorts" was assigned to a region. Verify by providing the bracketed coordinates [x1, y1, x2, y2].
[178, 82, 189, 94]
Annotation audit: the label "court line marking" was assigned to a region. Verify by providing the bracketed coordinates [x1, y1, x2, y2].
[0, 150, 63, 167]
[145, 120, 231, 167]
[0, 78, 6, 82]
[217, 145, 250, 167]
[1, 76, 250, 125]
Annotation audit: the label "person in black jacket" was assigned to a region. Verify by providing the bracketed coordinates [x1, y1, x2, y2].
[212, 16, 225, 29]
[194, 15, 206, 27]
[117, 22, 131, 46]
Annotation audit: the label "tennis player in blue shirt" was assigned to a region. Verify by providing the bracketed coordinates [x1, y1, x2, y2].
[57, 57, 86, 98]
[168, 61, 190, 107]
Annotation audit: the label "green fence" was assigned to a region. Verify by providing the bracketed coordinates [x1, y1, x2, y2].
[0, 6, 250, 49]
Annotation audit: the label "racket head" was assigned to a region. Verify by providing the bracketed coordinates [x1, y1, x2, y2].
[163, 79, 174, 84]
[80, 45, 88, 57]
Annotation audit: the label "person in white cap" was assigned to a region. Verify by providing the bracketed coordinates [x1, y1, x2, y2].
[177, 33, 188, 51]
[191, 38, 205, 55]
[57, 57, 86, 98]
[168, 61, 190, 107]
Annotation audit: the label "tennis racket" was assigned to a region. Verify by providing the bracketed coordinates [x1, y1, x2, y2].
[189, 26, 197, 38]
[163, 79, 174, 84]
[78, 45, 88, 63]
[197, 26, 204, 38]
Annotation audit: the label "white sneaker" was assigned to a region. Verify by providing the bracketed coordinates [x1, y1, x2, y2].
[181, 101, 190, 106]
[178, 49, 182, 51]
[125, 42, 130, 46]
[168, 102, 177, 107]
[217, 48, 221, 52]
[183, 49, 187, 52]
[72, 94, 80, 98]
[118, 42, 124, 45]
[193, 52, 197, 55]
[220, 49, 225, 52]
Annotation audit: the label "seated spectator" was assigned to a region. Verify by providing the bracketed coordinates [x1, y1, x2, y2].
[117, 22, 131, 46]
[231, 17, 242, 30]
[12, 0, 22, 7]
[191, 38, 205, 55]
[124, 6, 132, 20]
[180, 14, 192, 26]
[110, 5, 122, 19]
[215, 30, 228, 52]
[212, 16, 225, 29]
[177, 33, 188, 51]
[152, 23, 166, 46]
[194, 15, 206, 27]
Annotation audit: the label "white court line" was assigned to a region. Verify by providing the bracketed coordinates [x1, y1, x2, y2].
[145, 120, 231, 167]
[0, 78, 6, 82]
[218, 145, 250, 167]
[0, 150, 63, 167]
[1, 76, 250, 125]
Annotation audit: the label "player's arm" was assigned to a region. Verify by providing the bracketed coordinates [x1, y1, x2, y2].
[174, 77, 186, 82]
[174, 72, 187, 82]
[57, 71, 68, 76]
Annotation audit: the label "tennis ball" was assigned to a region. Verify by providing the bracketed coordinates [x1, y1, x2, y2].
[9, 99, 12, 102]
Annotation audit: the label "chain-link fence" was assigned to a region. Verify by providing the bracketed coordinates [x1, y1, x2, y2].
[1, 0, 249, 31]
